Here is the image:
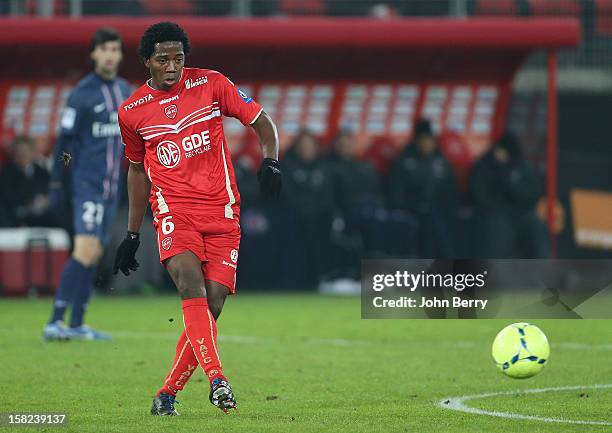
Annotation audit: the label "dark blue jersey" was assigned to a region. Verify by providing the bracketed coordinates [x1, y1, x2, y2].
[51, 72, 131, 201]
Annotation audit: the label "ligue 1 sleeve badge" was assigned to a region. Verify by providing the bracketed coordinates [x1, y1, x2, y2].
[164, 104, 178, 119]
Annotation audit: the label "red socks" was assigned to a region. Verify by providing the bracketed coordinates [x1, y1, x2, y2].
[157, 298, 225, 397]
[180, 298, 225, 383]
[158, 330, 198, 396]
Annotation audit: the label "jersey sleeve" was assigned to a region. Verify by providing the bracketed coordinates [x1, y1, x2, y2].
[59, 89, 85, 137]
[118, 111, 145, 164]
[214, 73, 263, 126]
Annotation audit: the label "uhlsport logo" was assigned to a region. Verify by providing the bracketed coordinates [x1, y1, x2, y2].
[159, 94, 179, 105]
[164, 104, 178, 119]
[156, 140, 181, 168]
[161, 237, 173, 251]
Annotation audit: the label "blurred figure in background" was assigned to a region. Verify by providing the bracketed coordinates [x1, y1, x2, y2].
[283, 130, 335, 286]
[470, 132, 549, 258]
[327, 130, 384, 217]
[388, 119, 456, 258]
[44, 28, 130, 341]
[0, 136, 52, 227]
[325, 131, 385, 276]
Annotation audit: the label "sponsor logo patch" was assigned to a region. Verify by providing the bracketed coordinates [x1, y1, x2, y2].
[156, 140, 181, 168]
[159, 94, 179, 105]
[93, 102, 106, 113]
[60, 107, 77, 130]
[123, 93, 153, 111]
[161, 237, 173, 250]
[185, 76, 208, 90]
[164, 104, 178, 119]
[238, 88, 252, 103]
[222, 260, 237, 269]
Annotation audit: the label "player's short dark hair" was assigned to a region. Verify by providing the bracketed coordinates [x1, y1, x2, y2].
[138, 22, 191, 60]
[91, 28, 122, 52]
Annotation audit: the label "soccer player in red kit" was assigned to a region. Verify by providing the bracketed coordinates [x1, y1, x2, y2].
[113, 22, 281, 415]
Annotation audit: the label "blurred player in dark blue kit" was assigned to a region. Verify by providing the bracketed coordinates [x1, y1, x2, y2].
[43, 28, 131, 341]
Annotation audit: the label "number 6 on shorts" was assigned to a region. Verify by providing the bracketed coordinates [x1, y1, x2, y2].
[161, 215, 175, 235]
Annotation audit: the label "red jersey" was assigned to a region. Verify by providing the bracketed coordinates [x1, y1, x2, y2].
[118, 67, 263, 220]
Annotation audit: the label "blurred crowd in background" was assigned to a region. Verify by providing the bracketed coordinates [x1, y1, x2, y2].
[0, 119, 550, 290]
[0, 0, 567, 18]
[4, 0, 610, 292]
[0, 0, 602, 22]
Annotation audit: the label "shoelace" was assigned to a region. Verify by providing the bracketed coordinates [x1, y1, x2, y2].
[211, 378, 226, 389]
[161, 394, 179, 406]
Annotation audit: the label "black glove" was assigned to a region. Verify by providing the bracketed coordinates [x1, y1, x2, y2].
[257, 158, 282, 200]
[113, 231, 140, 276]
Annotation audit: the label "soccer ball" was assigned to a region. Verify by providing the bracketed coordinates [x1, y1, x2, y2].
[492, 322, 550, 379]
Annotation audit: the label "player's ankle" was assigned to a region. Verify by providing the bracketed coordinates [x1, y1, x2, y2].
[209, 373, 227, 384]
[157, 387, 177, 397]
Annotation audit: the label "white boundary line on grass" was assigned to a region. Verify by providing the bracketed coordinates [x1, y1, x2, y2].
[108, 332, 612, 350]
[439, 384, 612, 426]
[6, 326, 610, 350]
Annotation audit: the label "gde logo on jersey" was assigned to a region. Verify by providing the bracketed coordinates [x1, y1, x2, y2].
[157, 140, 181, 168]
[182, 129, 212, 158]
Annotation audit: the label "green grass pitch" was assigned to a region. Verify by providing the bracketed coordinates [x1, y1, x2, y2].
[0, 294, 610, 432]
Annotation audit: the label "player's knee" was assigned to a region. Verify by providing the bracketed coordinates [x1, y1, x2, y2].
[205, 281, 229, 320]
[72, 236, 103, 267]
[179, 284, 206, 299]
[166, 253, 208, 299]
[208, 299, 224, 320]
[173, 269, 206, 299]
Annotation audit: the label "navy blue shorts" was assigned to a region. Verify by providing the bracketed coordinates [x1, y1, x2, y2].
[72, 193, 119, 246]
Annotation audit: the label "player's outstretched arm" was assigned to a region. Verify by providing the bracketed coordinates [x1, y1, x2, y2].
[252, 111, 282, 200]
[113, 162, 151, 276]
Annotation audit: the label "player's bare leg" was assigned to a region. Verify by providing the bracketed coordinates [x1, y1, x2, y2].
[162, 251, 236, 413]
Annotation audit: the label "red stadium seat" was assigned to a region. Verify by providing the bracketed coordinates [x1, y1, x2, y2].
[528, 0, 581, 16]
[361, 137, 401, 175]
[0, 80, 506, 167]
[596, 0, 612, 36]
[439, 130, 474, 190]
[279, 0, 323, 15]
[140, 0, 194, 15]
[474, 0, 517, 15]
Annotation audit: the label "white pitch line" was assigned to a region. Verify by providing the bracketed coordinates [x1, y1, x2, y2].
[107, 331, 367, 346]
[439, 384, 612, 426]
[2, 327, 612, 351]
[556, 342, 612, 351]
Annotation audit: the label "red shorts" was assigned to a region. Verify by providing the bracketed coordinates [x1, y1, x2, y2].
[153, 213, 241, 293]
